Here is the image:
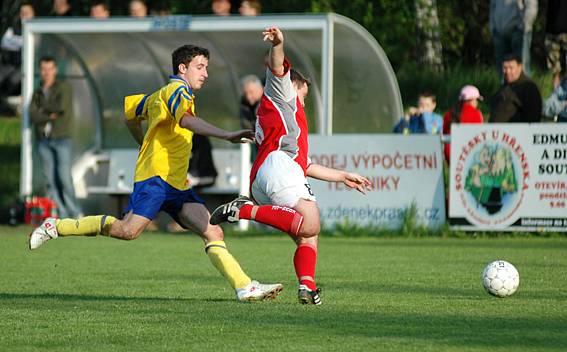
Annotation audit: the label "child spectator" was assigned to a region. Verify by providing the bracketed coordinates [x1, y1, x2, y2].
[393, 92, 443, 135]
[443, 85, 484, 162]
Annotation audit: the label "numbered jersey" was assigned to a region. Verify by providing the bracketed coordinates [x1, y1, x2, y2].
[251, 59, 310, 184]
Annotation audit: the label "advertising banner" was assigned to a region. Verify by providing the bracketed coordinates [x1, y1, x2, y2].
[308, 134, 445, 229]
[449, 124, 567, 231]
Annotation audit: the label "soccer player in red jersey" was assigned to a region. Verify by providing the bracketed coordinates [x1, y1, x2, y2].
[211, 27, 372, 305]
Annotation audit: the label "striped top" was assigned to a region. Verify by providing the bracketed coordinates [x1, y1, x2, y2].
[124, 75, 196, 190]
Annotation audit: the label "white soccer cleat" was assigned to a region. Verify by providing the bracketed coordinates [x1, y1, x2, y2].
[236, 280, 283, 302]
[29, 217, 58, 250]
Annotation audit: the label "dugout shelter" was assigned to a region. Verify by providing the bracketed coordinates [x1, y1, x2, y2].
[20, 14, 403, 214]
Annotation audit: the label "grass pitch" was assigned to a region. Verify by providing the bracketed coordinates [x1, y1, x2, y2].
[1, 226, 566, 352]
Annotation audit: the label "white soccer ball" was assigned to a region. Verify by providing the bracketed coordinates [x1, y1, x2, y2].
[481, 260, 520, 297]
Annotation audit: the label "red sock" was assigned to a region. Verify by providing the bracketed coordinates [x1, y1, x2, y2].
[293, 243, 318, 291]
[238, 204, 303, 236]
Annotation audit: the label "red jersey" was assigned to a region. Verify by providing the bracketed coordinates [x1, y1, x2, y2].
[250, 59, 310, 184]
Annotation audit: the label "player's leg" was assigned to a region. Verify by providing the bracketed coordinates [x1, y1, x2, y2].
[175, 202, 282, 301]
[291, 199, 322, 305]
[29, 211, 152, 250]
[211, 151, 309, 237]
[30, 177, 165, 249]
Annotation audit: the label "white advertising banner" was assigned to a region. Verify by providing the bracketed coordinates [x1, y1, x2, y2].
[308, 134, 446, 229]
[449, 124, 567, 231]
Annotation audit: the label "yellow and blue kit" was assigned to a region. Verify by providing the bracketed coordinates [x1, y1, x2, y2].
[123, 75, 203, 222]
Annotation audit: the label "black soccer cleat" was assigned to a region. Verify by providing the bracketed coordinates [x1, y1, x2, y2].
[298, 285, 322, 305]
[210, 195, 253, 225]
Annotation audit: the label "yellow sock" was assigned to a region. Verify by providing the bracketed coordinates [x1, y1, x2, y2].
[56, 215, 117, 236]
[205, 241, 251, 289]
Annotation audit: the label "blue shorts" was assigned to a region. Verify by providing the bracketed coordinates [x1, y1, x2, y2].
[124, 176, 204, 226]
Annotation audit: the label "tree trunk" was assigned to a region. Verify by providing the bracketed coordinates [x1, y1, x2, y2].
[415, 0, 444, 72]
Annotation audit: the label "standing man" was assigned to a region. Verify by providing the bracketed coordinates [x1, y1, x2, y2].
[29, 45, 282, 302]
[490, 54, 542, 123]
[490, 0, 538, 77]
[210, 27, 372, 305]
[30, 56, 82, 219]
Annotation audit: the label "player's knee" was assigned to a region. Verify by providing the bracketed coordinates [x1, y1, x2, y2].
[202, 224, 224, 242]
[297, 222, 320, 238]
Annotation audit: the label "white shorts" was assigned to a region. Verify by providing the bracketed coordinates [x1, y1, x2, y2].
[251, 150, 316, 208]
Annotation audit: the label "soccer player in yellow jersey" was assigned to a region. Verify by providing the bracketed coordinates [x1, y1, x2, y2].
[29, 44, 283, 302]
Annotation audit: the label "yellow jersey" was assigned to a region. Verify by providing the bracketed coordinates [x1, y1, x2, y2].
[124, 76, 195, 190]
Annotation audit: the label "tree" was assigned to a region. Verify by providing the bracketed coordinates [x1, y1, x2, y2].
[414, 0, 443, 72]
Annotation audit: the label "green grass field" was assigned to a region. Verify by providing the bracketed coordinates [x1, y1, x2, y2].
[1, 226, 566, 352]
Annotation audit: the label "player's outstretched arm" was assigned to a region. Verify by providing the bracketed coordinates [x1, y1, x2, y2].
[124, 118, 144, 146]
[307, 164, 373, 194]
[180, 113, 254, 143]
[263, 26, 285, 75]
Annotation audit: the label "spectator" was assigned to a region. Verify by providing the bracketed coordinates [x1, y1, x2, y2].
[443, 85, 485, 162]
[490, 0, 538, 77]
[394, 92, 443, 134]
[490, 54, 542, 123]
[239, 74, 263, 131]
[239, 74, 263, 160]
[90, 1, 110, 19]
[212, 0, 231, 16]
[129, 0, 148, 18]
[418, 92, 443, 134]
[29, 56, 82, 218]
[542, 74, 567, 122]
[0, 2, 34, 114]
[52, 0, 73, 17]
[545, 0, 567, 88]
[393, 106, 424, 134]
[239, 0, 261, 16]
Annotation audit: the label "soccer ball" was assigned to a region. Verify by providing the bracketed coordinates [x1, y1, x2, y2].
[481, 260, 520, 297]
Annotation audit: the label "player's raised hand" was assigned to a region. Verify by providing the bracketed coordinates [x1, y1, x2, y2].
[226, 129, 255, 144]
[262, 26, 283, 46]
[343, 172, 373, 194]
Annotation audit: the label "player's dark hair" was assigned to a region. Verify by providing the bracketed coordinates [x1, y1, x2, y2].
[418, 91, 436, 103]
[290, 69, 310, 88]
[39, 56, 56, 65]
[172, 45, 210, 75]
[502, 54, 522, 65]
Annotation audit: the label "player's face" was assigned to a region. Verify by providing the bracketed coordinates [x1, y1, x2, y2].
[181, 55, 209, 90]
[295, 82, 309, 108]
